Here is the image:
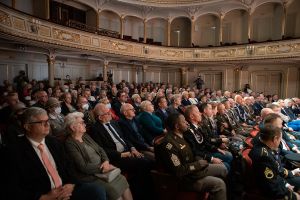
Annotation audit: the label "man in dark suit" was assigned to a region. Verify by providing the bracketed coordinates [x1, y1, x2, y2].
[112, 91, 127, 117]
[90, 103, 154, 200]
[2, 107, 106, 200]
[119, 103, 155, 160]
[154, 96, 169, 127]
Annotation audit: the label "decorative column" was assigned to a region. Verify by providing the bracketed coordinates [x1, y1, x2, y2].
[12, 0, 15, 8]
[103, 60, 109, 82]
[96, 10, 100, 29]
[219, 13, 224, 46]
[120, 16, 125, 39]
[47, 52, 56, 87]
[181, 67, 188, 86]
[45, 0, 50, 20]
[143, 19, 147, 43]
[281, 2, 287, 39]
[247, 9, 252, 42]
[167, 18, 171, 46]
[190, 16, 195, 47]
[142, 65, 148, 83]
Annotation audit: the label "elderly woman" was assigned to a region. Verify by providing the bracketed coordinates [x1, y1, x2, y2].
[137, 100, 165, 145]
[64, 112, 132, 200]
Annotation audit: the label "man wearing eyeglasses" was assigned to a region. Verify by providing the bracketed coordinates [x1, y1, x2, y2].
[119, 103, 155, 161]
[2, 107, 106, 200]
[90, 103, 154, 199]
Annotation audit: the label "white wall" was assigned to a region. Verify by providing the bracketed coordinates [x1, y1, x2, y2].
[146, 18, 168, 45]
[252, 3, 282, 41]
[99, 11, 120, 33]
[286, 0, 300, 38]
[86, 9, 97, 27]
[170, 17, 191, 47]
[194, 14, 220, 47]
[123, 16, 143, 40]
[15, 0, 33, 15]
[222, 10, 248, 44]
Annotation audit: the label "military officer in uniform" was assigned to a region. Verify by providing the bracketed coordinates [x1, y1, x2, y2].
[249, 125, 300, 200]
[155, 113, 227, 200]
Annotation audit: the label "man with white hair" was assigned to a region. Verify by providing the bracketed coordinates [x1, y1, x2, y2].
[119, 103, 155, 160]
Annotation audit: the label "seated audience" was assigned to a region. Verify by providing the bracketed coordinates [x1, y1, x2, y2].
[90, 103, 154, 199]
[32, 90, 48, 109]
[155, 113, 227, 200]
[3, 107, 106, 200]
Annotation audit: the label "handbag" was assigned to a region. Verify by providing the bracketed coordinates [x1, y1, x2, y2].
[95, 167, 121, 183]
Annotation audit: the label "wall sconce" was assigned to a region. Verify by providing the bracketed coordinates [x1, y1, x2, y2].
[246, 45, 255, 55]
[194, 50, 200, 58]
[29, 18, 40, 34]
[143, 46, 149, 54]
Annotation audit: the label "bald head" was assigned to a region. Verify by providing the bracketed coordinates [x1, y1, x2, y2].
[261, 108, 274, 119]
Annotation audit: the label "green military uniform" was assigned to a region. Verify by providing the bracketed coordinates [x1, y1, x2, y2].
[249, 139, 296, 200]
[155, 132, 227, 200]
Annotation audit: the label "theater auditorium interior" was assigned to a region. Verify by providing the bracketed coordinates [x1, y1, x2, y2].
[0, 0, 300, 200]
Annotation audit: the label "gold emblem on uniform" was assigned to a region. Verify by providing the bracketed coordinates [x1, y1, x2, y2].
[264, 167, 274, 179]
[283, 169, 289, 178]
[261, 147, 268, 156]
[189, 165, 195, 171]
[171, 154, 180, 166]
[166, 143, 173, 150]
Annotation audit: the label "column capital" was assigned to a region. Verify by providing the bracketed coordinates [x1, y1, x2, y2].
[104, 60, 109, 66]
[47, 53, 56, 64]
[220, 13, 225, 20]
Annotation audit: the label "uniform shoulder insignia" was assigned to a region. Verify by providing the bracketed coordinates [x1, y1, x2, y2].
[264, 167, 274, 179]
[261, 147, 268, 156]
[283, 168, 289, 178]
[171, 154, 181, 167]
[166, 143, 173, 150]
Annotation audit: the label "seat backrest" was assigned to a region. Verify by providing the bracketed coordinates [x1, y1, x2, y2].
[244, 137, 253, 149]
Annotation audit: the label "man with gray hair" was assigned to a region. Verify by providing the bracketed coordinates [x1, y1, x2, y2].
[3, 107, 106, 200]
[119, 103, 155, 161]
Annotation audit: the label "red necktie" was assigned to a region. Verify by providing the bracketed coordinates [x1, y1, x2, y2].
[38, 143, 62, 188]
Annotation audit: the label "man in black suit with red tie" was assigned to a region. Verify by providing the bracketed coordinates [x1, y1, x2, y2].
[2, 107, 106, 200]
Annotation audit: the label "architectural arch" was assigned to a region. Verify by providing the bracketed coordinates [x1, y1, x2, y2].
[193, 14, 220, 47]
[286, 0, 300, 38]
[251, 2, 283, 42]
[123, 16, 144, 41]
[222, 9, 248, 44]
[170, 17, 191, 47]
[99, 10, 121, 33]
[146, 18, 168, 46]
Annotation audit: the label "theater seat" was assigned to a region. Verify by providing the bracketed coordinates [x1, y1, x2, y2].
[151, 170, 208, 200]
[240, 148, 271, 200]
[244, 137, 253, 149]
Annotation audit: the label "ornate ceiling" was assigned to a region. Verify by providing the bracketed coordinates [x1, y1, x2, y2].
[59, 0, 293, 20]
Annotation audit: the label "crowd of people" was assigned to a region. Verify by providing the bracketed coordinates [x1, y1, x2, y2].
[1, 71, 300, 200]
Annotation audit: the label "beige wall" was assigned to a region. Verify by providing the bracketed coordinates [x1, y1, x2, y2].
[99, 11, 120, 33]
[0, 50, 299, 98]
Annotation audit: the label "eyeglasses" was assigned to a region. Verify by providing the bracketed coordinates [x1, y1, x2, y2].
[99, 111, 111, 117]
[28, 120, 49, 126]
[126, 108, 135, 112]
